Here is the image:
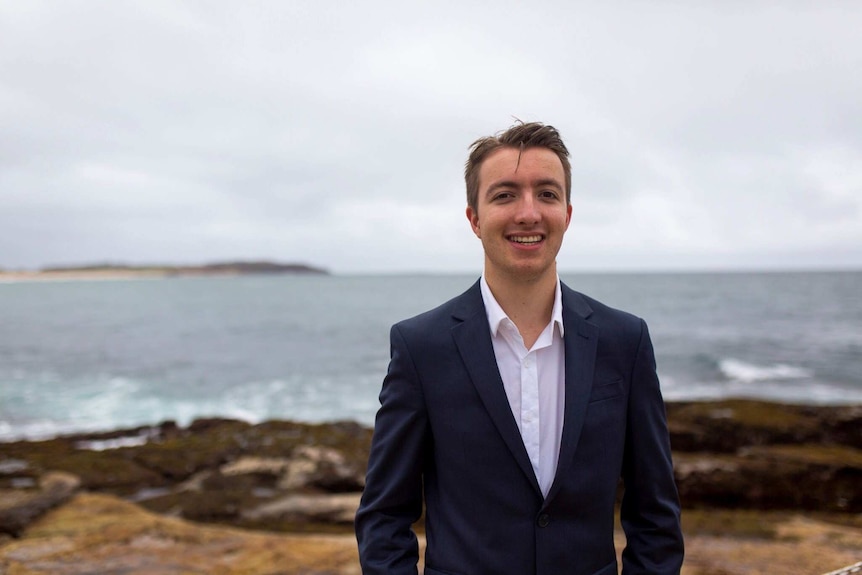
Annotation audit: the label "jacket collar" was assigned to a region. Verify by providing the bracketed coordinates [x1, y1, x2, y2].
[452, 279, 594, 322]
[451, 280, 598, 501]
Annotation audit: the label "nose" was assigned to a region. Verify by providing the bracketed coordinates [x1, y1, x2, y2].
[514, 194, 541, 224]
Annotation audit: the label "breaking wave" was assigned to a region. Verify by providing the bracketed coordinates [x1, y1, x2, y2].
[718, 359, 812, 383]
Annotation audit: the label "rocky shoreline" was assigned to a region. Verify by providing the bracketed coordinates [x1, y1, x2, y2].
[2, 399, 861, 574]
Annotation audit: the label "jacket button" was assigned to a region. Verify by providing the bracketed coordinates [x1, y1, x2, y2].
[537, 514, 549, 527]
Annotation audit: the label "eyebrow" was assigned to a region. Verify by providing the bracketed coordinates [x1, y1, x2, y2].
[533, 178, 564, 190]
[485, 180, 517, 194]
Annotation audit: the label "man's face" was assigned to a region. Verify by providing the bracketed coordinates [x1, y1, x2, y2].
[466, 146, 572, 284]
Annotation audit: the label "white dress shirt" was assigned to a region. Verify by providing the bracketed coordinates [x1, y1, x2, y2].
[480, 276, 566, 497]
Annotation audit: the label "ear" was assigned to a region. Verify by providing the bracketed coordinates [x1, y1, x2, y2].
[466, 205, 481, 238]
[564, 203, 572, 230]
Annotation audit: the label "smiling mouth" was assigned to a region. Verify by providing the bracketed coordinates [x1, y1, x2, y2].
[509, 235, 543, 245]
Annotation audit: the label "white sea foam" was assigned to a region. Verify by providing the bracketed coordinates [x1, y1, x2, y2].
[662, 378, 862, 405]
[75, 428, 160, 451]
[718, 358, 812, 383]
[0, 372, 384, 441]
[0, 418, 101, 442]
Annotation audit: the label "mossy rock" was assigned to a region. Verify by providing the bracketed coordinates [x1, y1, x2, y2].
[130, 420, 253, 480]
[42, 451, 164, 491]
[674, 445, 862, 513]
[743, 444, 862, 468]
[201, 469, 279, 492]
[667, 399, 824, 452]
[668, 399, 816, 430]
[681, 508, 783, 539]
[0, 438, 77, 465]
[139, 489, 257, 523]
[0, 440, 163, 492]
[244, 420, 372, 470]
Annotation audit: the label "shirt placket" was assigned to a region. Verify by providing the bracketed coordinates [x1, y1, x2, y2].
[521, 350, 540, 482]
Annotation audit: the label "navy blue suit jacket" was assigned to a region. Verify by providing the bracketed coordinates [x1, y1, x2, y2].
[355, 281, 684, 575]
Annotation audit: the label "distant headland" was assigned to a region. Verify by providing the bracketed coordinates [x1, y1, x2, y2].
[0, 261, 329, 282]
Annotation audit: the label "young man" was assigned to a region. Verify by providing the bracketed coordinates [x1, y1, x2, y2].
[355, 122, 684, 575]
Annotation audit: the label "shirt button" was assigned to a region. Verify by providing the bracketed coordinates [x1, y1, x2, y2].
[537, 514, 550, 527]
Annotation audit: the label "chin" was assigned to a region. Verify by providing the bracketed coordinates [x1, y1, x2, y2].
[507, 264, 554, 281]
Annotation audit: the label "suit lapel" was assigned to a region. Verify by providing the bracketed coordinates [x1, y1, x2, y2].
[451, 282, 542, 496]
[545, 285, 598, 504]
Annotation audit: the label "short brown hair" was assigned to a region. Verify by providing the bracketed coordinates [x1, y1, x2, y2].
[465, 121, 571, 212]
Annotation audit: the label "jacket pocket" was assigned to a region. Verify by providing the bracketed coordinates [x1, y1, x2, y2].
[588, 378, 622, 403]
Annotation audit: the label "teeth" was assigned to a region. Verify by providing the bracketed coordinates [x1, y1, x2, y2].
[511, 235, 542, 244]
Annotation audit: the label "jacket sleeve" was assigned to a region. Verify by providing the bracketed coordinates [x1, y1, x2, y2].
[620, 319, 685, 575]
[355, 324, 428, 575]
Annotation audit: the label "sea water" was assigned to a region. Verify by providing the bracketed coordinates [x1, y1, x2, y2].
[1, 271, 860, 440]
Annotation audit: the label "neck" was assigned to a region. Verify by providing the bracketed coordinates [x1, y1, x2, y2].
[484, 265, 558, 346]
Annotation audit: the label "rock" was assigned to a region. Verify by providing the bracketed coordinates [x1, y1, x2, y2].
[667, 400, 823, 452]
[221, 456, 292, 476]
[826, 405, 862, 449]
[0, 459, 29, 475]
[667, 400, 862, 453]
[0, 471, 81, 536]
[243, 493, 361, 525]
[675, 444, 862, 513]
[0, 493, 362, 575]
[281, 446, 365, 492]
[3, 492, 862, 575]
[140, 447, 365, 528]
[0, 435, 167, 493]
[1, 401, 860, 537]
[130, 419, 253, 481]
[663, 400, 862, 513]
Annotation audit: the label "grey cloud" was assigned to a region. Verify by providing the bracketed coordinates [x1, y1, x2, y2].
[1, 1, 860, 272]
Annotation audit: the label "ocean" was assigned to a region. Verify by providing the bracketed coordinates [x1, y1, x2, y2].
[1, 271, 860, 441]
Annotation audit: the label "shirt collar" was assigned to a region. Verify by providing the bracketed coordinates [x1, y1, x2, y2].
[480, 275, 565, 338]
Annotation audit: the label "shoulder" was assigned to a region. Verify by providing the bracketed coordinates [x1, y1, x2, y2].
[561, 281, 646, 336]
[561, 283, 656, 368]
[393, 279, 483, 339]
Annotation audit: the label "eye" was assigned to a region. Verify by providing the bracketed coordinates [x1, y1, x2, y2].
[539, 189, 560, 200]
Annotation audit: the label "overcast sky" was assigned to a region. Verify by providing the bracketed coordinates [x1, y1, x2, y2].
[1, 1, 860, 273]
